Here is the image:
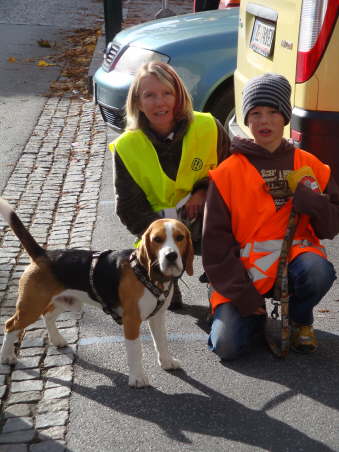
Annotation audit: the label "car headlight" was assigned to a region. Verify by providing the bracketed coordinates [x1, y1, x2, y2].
[114, 46, 169, 74]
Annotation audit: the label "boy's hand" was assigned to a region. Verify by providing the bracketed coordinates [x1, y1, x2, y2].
[287, 166, 321, 194]
[293, 180, 324, 215]
[288, 166, 323, 216]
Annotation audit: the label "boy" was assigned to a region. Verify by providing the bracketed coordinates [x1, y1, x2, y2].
[202, 73, 339, 360]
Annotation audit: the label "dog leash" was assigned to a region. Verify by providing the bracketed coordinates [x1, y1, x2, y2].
[265, 209, 299, 358]
[89, 250, 123, 325]
[129, 252, 174, 319]
[265, 167, 321, 357]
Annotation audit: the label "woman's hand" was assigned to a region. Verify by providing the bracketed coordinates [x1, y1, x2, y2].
[184, 189, 207, 220]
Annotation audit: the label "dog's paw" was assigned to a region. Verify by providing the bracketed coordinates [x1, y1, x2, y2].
[160, 356, 182, 370]
[50, 335, 68, 348]
[128, 373, 150, 388]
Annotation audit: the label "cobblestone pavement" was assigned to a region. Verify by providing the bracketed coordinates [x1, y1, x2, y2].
[0, 1, 192, 450]
[0, 98, 107, 451]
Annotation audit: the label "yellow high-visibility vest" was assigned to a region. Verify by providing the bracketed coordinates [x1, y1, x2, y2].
[109, 111, 217, 211]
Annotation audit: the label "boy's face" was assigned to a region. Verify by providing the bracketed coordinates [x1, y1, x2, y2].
[247, 106, 285, 153]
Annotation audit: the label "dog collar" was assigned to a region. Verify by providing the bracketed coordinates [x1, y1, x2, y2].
[129, 252, 173, 318]
[90, 250, 123, 325]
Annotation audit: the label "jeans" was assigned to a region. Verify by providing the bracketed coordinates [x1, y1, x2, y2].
[208, 252, 336, 360]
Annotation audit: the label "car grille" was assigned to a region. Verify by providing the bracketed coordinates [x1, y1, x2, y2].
[99, 105, 126, 131]
[102, 43, 120, 72]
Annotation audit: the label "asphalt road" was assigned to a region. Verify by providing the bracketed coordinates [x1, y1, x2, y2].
[0, 0, 103, 193]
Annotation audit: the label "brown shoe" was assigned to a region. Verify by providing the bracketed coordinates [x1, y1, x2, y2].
[168, 280, 183, 311]
[291, 322, 318, 353]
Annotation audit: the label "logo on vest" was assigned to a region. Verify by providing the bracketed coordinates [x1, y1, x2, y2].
[191, 158, 203, 171]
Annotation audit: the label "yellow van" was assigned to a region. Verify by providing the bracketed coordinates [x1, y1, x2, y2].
[229, 0, 339, 182]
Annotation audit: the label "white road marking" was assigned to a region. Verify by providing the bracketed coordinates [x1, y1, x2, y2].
[78, 332, 208, 346]
[78, 330, 339, 346]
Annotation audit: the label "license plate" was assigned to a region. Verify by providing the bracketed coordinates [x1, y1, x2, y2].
[250, 18, 275, 58]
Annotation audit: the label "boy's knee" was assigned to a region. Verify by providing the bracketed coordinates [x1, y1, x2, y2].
[209, 334, 242, 361]
[208, 302, 246, 360]
[292, 254, 336, 299]
[308, 261, 335, 296]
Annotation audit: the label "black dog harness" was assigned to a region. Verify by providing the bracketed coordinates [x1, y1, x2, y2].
[129, 251, 174, 318]
[89, 250, 123, 325]
[89, 250, 174, 324]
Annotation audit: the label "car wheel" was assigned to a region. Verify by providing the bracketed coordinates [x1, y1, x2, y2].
[205, 83, 234, 126]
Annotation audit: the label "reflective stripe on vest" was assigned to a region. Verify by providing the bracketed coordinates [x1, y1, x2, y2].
[109, 111, 217, 211]
[241, 238, 326, 284]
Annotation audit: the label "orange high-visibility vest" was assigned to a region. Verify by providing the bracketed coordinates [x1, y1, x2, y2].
[209, 148, 330, 312]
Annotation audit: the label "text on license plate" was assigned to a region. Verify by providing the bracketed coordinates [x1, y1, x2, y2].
[250, 18, 275, 58]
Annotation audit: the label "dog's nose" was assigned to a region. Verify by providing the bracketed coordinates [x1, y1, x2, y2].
[166, 251, 178, 262]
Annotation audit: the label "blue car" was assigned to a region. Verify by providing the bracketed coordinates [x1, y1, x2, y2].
[93, 8, 238, 131]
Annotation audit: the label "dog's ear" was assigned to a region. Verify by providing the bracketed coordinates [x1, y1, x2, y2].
[183, 231, 194, 276]
[137, 228, 153, 276]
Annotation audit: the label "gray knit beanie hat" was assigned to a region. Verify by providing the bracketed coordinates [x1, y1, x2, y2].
[242, 73, 292, 125]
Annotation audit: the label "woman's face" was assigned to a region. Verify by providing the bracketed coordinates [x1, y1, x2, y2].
[137, 74, 176, 136]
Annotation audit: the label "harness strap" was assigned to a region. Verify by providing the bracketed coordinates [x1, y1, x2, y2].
[89, 250, 123, 325]
[129, 252, 173, 319]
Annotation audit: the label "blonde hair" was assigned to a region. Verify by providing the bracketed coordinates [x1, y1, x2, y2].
[125, 61, 193, 131]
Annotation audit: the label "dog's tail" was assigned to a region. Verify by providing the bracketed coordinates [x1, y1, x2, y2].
[0, 198, 46, 261]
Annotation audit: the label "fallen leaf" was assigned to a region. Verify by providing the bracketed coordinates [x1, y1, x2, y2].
[7, 57, 17, 63]
[37, 39, 52, 48]
[318, 309, 330, 313]
[37, 60, 56, 67]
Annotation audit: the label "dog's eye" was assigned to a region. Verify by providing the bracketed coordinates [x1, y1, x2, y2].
[153, 236, 164, 243]
[175, 234, 184, 242]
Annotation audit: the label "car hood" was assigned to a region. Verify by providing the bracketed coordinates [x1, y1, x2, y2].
[114, 9, 239, 50]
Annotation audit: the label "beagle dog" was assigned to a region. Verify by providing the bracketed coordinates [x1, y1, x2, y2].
[0, 198, 194, 387]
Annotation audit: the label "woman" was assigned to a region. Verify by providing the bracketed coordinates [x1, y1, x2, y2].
[109, 61, 230, 309]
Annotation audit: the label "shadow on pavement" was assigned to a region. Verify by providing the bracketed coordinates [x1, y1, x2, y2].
[222, 329, 339, 413]
[174, 303, 212, 334]
[55, 354, 336, 451]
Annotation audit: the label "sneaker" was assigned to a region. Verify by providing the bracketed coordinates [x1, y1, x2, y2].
[290, 323, 318, 353]
[168, 280, 183, 311]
